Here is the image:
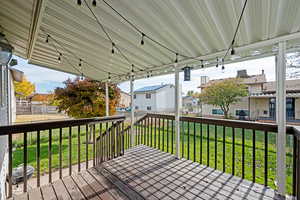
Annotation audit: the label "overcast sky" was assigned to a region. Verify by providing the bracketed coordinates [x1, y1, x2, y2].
[12, 55, 298, 95]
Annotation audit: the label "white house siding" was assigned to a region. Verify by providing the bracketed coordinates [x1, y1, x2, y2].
[250, 98, 270, 119]
[155, 86, 175, 112]
[295, 98, 300, 119]
[134, 92, 157, 111]
[134, 85, 176, 112]
[201, 97, 250, 118]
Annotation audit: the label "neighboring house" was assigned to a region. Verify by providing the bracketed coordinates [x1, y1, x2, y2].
[118, 91, 130, 108]
[199, 70, 265, 119]
[182, 96, 199, 113]
[199, 69, 300, 121]
[133, 84, 177, 112]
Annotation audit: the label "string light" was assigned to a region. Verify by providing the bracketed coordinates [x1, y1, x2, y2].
[221, 58, 225, 70]
[79, 59, 82, 67]
[231, 46, 235, 55]
[46, 35, 49, 43]
[141, 33, 145, 45]
[77, 0, 82, 6]
[108, 73, 111, 82]
[58, 53, 62, 63]
[216, 57, 219, 68]
[80, 73, 84, 80]
[111, 43, 115, 54]
[92, 0, 96, 6]
[175, 53, 178, 63]
[201, 60, 204, 68]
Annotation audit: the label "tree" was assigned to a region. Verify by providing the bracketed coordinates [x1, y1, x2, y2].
[187, 90, 194, 96]
[54, 78, 120, 118]
[14, 76, 35, 98]
[199, 78, 248, 119]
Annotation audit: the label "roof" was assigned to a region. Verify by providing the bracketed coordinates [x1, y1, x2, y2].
[263, 79, 300, 92]
[135, 84, 169, 93]
[1, 1, 300, 82]
[30, 93, 54, 101]
[199, 73, 266, 88]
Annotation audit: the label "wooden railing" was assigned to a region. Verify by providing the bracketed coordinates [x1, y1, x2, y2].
[133, 113, 300, 197]
[0, 115, 125, 198]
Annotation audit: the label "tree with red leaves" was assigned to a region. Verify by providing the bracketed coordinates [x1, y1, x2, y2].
[54, 78, 120, 118]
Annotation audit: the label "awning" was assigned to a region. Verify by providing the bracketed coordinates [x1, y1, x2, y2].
[1, 0, 300, 82]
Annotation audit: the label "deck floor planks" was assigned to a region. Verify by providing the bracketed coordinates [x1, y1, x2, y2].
[61, 176, 85, 200]
[71, 173, 101, 200]
[79, 170, 116, 200]
[27, 187, 42, 200]
[103, 145, 290, 200]
[40, 184, 57, 200]
[52, 179, 71, 200]
[88, 167, 130, 200]
[11, 145, 293, 200]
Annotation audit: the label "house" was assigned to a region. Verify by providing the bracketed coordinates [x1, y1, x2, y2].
[133, 84, 176, 112]
[199, 70, 266, 119]
[118, 91, 130, 108]
[182, 96, 199, 114]
[199, 69, 300, 121]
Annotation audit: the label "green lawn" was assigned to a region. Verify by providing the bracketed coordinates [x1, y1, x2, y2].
[12, 121, 294, 194]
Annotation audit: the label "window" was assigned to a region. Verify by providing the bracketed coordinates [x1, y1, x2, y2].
[134, 94, 136, 99]
[235, 110, 249, 116]
[147, 106, 151, 111]
[145, 93, 151, 99]
[212, 109, 224, 115]
[135, 106, 139, 110]
[263, 110, 268, 115]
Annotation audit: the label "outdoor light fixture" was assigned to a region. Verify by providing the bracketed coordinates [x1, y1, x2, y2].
[108, 73, 111, 82]
[183, 66, 192, 81]
[77, 0, 82, 6]
[216, 57, 219, 68]
[80, 73, 84, 80]
[0, 33, 13, 66]
[46, 35, 49, 43]
[141, 33, 145, 45]
[79, 59, 82, 67]
[58, 53, 62, 63]
[92, 0, 96, 6]
[9, 59, 18, 67]
[111, 43, 115, 54]
[201, 60, 204, 68]
[222, 58, 225, 70]
[231, 47, 235, 55]
[175, 53, 178, 63]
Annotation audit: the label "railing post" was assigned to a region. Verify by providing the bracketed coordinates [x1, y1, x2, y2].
[175, 64, 181, 159]
[276, 41, 286, 196]
[130, 72, 135, 147]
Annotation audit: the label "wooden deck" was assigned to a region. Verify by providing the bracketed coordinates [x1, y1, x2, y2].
[12, 145, 291, 200]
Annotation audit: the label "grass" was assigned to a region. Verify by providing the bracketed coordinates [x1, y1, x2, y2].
[12, 120, 294, 195]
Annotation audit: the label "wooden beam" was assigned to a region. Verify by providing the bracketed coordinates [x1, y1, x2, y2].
[27, 0, 48, 60]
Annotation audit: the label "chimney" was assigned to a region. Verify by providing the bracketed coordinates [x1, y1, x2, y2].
[236, 70, 248, 78]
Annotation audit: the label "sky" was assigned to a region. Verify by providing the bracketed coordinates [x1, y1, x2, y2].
[11, 55, 299, 95]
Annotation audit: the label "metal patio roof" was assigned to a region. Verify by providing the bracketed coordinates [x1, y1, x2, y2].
[1, 0, 300, 83]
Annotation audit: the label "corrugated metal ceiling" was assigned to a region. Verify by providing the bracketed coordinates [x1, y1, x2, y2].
[1, 0, 300, 82]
